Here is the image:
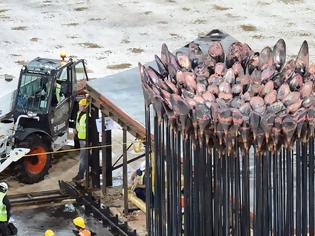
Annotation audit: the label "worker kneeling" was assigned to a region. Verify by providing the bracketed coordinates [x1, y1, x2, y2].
[130, 161, 146, 202]
[72, 216, 91, 236]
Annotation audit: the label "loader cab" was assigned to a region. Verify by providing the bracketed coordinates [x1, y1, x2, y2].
[14, 57, 88, 137]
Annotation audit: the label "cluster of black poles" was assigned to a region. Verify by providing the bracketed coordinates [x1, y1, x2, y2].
[144, 105, 315, 235]
[140, 37, 315, 235]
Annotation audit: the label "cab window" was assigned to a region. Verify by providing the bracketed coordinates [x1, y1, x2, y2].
[16, 74, 51, 113]
[75, 61, 87, 81]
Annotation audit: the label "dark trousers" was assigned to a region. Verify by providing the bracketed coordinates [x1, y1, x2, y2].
[134, 188, 146, 201]
[134, 188, 155, 208]
[0, 222, 8, 236]
[77, 140, 88, 178]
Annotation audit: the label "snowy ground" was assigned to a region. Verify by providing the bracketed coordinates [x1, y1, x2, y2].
[1, 0, 315, 114]
[0, 0, 315, 79]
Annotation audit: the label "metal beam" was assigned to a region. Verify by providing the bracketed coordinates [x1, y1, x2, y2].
[123, 127, 128, 214]
[59, 181, 136, 236]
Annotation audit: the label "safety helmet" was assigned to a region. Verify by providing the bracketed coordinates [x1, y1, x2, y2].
[0, 182, 8, 193]
[44, 229, 55, 236]
[60, 50, 67, 59]
[79, 98, 87, 107]
[73, 216, 86, 229]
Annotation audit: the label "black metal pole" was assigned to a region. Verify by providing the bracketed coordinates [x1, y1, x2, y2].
[281, 147, 285, 235]
[272, 151, 279, 235]
[89, 106, 100, 188]
[112, 154, 145, 170]
[193, 141, 200, 236]
[290, 149, 294, 234]
[199, 137, 206, 236]
[285, 148, 293, 235]
[161, 119, 166, 236]
[205, 140, 213, 236]
[101, 112, 113, 188]
[309, 138, 314, 235]
[183, 135, 191, 236]
[123, 127, 128, 214]
[153, 114, 159, 236]
[301, 142, 307, 235]
[166, 120, 172, 236]
[265, 151, 271, 235]
[169, 127, 175, 236]
[296, 141, 302, 236]
[145, 106, 152, 236]
[267, 151, 272, 233]
[235, 143, 241, 236]
[213, 148, 220, 236]
[177, 130, 182, 235]
[241, 149, 250, 236]
[171, 128, 178, 236]
[223, 153, 228, 235]
[101, 114, 107, 194]
[85, 100, 91, 188]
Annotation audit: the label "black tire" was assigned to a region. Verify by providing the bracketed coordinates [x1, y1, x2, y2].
[16, 134, 52, 184]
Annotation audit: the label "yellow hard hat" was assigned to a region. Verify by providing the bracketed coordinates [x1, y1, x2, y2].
[79, 98, 87, 106]
[60, 50, 67, 59]
[73, 216, 86, 228]
[44, 229, 55, 236]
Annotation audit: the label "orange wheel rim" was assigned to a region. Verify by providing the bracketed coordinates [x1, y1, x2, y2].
[25, 146, 47, 175]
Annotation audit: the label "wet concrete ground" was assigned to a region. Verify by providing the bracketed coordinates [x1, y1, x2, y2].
[12, 204, 113, 235]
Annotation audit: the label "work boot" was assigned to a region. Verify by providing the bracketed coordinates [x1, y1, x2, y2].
[72, 175, 84, 182]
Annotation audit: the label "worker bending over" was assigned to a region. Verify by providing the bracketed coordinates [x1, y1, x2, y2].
[130, 161, 146, 201]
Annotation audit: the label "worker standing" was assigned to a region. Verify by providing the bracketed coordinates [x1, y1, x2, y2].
[0, 182, 10, 236]
[72, 217, 91, 236]
[72, 99, 88, 182]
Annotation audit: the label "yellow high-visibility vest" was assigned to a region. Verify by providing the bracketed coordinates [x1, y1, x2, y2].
[56, 83, 61, 103]
[138, 171, 145, 188]
[0, 192, 7, 222]
[76, 111, 87, 140]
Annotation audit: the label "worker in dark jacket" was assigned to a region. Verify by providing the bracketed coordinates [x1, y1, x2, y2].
[72, 99, 88, 182]
[0, 182, 10, 236]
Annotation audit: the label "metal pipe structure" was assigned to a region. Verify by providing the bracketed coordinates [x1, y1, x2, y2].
[143, 103, 315, 235]
[139, 33, 315, 235]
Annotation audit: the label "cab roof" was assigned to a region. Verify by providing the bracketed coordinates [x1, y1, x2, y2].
[24, 57, 70, 74]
